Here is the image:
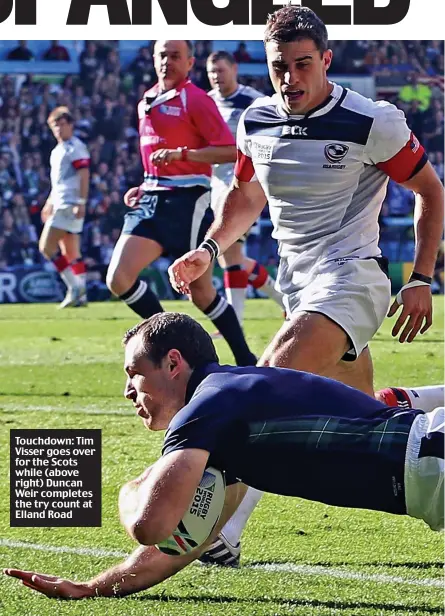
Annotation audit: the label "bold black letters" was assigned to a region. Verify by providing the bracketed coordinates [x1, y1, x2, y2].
[252, 0, 351, 25]
[354, 0, 410, 25]
[0, 0, 13, 24]
[191, 0, 249, 26]
[66, 0, 131, 24]
[132, 0, 187, 25]
[305, 0, 351, 25]
[1, 0, 37, 25]
[251, 0, 410, 25]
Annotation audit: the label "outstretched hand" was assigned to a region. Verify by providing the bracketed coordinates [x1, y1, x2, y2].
[168, 248, 212, 295]
[387, 284, 433, 343]
[3, 568, 94, 599]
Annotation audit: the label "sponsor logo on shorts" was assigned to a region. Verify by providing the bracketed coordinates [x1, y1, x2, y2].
[323, 143, 349, 169]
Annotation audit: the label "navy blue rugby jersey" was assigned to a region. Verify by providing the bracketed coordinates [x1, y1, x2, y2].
[162, 364, 423, 515]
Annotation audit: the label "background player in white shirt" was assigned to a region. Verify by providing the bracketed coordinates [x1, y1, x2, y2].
[170, 7, 444, 563]
[39, 107, 90, 308]
[207, 51, 283, 326]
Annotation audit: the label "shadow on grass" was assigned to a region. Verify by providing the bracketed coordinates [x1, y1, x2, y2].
[131, 593, 443, 613]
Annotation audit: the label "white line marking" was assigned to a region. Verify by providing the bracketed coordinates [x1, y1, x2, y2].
[1, 539, 442, 588]
[0, 539, 128, 559]
[0, 404, 131, 417]
[251, 563, 443, 588]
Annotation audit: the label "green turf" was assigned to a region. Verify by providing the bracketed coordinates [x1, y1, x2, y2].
[0, 299, 443, 615]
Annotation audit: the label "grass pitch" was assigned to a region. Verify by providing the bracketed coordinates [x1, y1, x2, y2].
[0, 298, 443, 616]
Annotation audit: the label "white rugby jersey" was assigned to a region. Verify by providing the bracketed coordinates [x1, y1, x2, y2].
[235, 83, 427, 268]
[50, 136, 90, 210]
[209, 84, 263, 186]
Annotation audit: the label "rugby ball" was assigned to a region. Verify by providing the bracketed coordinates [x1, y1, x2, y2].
[156, 466, 225, 556]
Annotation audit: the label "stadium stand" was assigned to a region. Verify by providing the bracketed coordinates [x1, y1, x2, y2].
[0, 40, 443, 300]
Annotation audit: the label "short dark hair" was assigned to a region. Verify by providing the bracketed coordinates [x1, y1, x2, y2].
[207, 50, 236, 66]
[264, 6, 328, 54]
[47, 106, 73, 125]
[123, 312, 219, 368]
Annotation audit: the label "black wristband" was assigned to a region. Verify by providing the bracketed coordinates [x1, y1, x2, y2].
[409, 271, 432, 285]
[200, 238, 220, 262]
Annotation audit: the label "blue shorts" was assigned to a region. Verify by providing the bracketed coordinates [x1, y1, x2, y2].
[121, 186, 213, 259]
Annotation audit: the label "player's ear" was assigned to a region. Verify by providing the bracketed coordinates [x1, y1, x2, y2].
[167, 349, 183, 376]
[323, 49, 333, 71]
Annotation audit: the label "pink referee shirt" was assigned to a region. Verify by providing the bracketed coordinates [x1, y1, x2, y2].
[138, 79, 235, 189]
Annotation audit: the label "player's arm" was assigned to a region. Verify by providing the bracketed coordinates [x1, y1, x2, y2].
[71, 148, 90, 218]
[368, 104, 444, 342]
[41, 192, 53, 222]
[168, 152, 266, 294]
[386, 160, 444, 341]
[119, 449, 209, 546]
[3, 482, 247, 599]
[72, 166, 90, 219]
[399, 161, 444, 281]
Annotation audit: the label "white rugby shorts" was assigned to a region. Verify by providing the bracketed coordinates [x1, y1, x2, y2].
[404, 406, 444, 531]
[279, 257, 392, 359]
[47, 206, 84, 234]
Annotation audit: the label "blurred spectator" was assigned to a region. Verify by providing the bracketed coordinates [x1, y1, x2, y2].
[424, 108, 444, 153]
[234, 42, 252, 63]
[433, 242, 444, 294]
[406, 100, 425, 143]
[0, 209, 22, 266]
[399, 72, 432, 112]
[7, 41, 34, 61]
[43, 41, 71, 62]
[17, 232, 41, 266]
[79, 42, 101, 93]
[431, 151, 444, 183]
[128, 46, 154, 86]
[384, 182, 415, 217]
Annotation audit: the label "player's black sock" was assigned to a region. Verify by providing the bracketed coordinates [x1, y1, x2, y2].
[203, 294, 257, 366]
[119, 279, 164, 318]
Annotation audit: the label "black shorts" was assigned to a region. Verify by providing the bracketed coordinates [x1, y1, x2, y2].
[121, 186, 213, 259]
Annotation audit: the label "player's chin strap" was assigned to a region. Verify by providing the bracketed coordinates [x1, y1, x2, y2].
[395, 280, 431, 304]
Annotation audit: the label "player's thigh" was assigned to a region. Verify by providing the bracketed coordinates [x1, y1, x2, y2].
[259, 311, 350, 374]
[107, 234, 163, 290]
[280, 257, 391, 362]
[326, 346, 375, 396]
[39, 222, 66, 257]
[59, 232, 81, 261]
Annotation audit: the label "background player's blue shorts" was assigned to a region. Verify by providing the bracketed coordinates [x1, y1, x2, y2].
[121, 186, 213, 259]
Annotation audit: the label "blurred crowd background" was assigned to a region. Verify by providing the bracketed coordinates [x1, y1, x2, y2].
[0, 39, 443, 296]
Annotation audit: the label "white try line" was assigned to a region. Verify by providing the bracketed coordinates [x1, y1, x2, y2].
[0, 539, 442, 589]
[0, 404, 131, 417]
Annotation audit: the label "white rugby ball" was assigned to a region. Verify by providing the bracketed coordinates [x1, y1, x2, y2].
[156, 466, 225, 556]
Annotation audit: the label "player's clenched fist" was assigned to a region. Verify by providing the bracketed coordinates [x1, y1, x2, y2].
[168, 249, 212, 295]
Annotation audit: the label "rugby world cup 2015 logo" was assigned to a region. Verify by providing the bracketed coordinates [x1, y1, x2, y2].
[324, 143, 349, 164]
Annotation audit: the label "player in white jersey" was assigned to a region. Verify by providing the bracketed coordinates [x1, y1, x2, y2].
[39, 107, 90, 308]
[207, 51, 283, 327]
[170, 7, 444, 565]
